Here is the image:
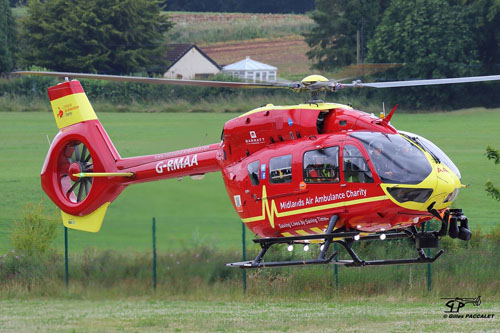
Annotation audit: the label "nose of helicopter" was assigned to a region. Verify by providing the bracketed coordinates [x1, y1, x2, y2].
[426, 165, 462, 210]
[382, 163, 462, 212]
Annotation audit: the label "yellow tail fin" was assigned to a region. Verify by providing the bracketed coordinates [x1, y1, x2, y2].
[61, 202, 110, 232]
[48, 80, 97, 129]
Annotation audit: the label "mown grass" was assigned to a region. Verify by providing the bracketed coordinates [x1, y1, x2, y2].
[0, 297, 498, 332]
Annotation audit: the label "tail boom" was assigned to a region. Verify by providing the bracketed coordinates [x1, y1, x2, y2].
[42, 80, 222, 232]
[116, 143, 222, 184]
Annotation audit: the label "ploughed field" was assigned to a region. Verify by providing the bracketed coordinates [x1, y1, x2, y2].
[202, 37, 313, 76]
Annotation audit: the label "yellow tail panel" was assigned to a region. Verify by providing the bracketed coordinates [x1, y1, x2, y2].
[61, 202, 110, 232]
[50, 92, 97, 129]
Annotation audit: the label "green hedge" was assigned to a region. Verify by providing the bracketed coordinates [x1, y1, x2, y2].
[1, 74, 297, 103]
[2, 74, 500, 110]
[1, 229, 499, 298]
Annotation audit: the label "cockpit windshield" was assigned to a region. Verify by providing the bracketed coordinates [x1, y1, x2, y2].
[350, 132, 432, 184]
[399, 131, 461, 180]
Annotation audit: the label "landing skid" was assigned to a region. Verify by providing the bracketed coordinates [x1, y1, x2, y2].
[227, 216, 445, 269]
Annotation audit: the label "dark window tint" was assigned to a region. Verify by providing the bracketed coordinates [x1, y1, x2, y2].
[270, 155, 292, 184]
[387, 187, 433, 203]
[248, 160, 260, 186]
[343, 145, 374, 183]
[303, 146, 340, 183]
[400, 131, 461, 180]
[351, 132, 431, 184]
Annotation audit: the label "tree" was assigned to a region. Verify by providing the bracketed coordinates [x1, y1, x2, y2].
[11, 201, 59, 256]
[304, 0, 390, 71]
[366, 0, 481, 108]
[448, 0, 500, 74]
[9, 0, 27, 6]
[0, 0, 16, 73]
[161, 0, 315, 13]
[486, 146, 500, 202]
[20, 0, 172, 74]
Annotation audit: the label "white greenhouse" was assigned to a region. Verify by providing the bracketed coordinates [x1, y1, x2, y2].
[222, 56, 277, 82]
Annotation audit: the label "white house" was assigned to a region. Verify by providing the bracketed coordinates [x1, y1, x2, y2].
[222, 56, 277, 82]
[163, 44, 220, 80]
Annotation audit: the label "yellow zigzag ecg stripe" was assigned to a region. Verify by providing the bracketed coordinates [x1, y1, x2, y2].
[241, 186, 388, 228]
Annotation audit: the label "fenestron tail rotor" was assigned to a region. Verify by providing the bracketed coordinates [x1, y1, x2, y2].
[60, 141, 93, 203]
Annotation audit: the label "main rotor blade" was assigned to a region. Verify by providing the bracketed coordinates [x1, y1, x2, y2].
[14, 70, 500, 92]
[13, 71, 291, 89]
[346, 75, 500, 88]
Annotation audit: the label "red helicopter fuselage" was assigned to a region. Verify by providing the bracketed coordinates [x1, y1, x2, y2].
[218, 103, 462, 238]
[41, 81, 462, 236]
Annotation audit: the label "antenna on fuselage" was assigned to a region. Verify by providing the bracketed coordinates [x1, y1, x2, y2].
[380, 102, 386, 118]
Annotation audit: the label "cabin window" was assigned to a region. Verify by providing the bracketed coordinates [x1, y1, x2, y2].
[343, 145, 374, 183]
[303, 146, 340, 183]
[248, 160, 260, 186]
[269, 155, 292, 184]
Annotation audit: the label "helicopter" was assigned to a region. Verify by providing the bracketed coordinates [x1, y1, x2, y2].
[16, 70, 500, 268]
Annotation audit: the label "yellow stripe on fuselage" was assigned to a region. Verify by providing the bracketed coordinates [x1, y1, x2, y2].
[241, 185, 388, 227]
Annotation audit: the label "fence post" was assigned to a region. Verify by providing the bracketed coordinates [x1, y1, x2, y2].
[334, 242, 339, 289]
[426, 222, 431, 292]
[64, 226, 69, 289]
[153, 217, 157, 291]
[242, 222, 247, 293]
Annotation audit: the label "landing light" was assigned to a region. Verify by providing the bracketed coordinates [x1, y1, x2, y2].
[320, 244, 325, 251]
[380, 234, 386, 240]
[287, 244, 294, 252]
[303, 244, 310, 252]
[354, 234, 360, 241]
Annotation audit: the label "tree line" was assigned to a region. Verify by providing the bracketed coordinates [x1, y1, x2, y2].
[9, 0, 315, 13]
[2, 0, 171, 75]
[305, 0, 500, 108]
[161, 0, 314, 14]
[1, 0, 500, 108]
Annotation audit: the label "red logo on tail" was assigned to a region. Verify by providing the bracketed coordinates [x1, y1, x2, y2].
[57, 108, 64, 118]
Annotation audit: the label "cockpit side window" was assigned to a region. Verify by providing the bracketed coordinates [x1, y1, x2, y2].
[269, 155, 292, 184]
[303, 146, 340, 183]
[399, 131, 461, 180]
[343, 145, 374, 183]
[248, 160, 260, 186]
[351, 132, 432, 184]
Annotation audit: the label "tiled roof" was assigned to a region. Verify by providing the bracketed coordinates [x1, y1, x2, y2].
[165, 44, 220, 70]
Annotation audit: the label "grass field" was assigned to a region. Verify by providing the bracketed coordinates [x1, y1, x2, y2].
[0, 107, 499, 254]
[0, 297, 498, 331]
[166, 12, 314, 45]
